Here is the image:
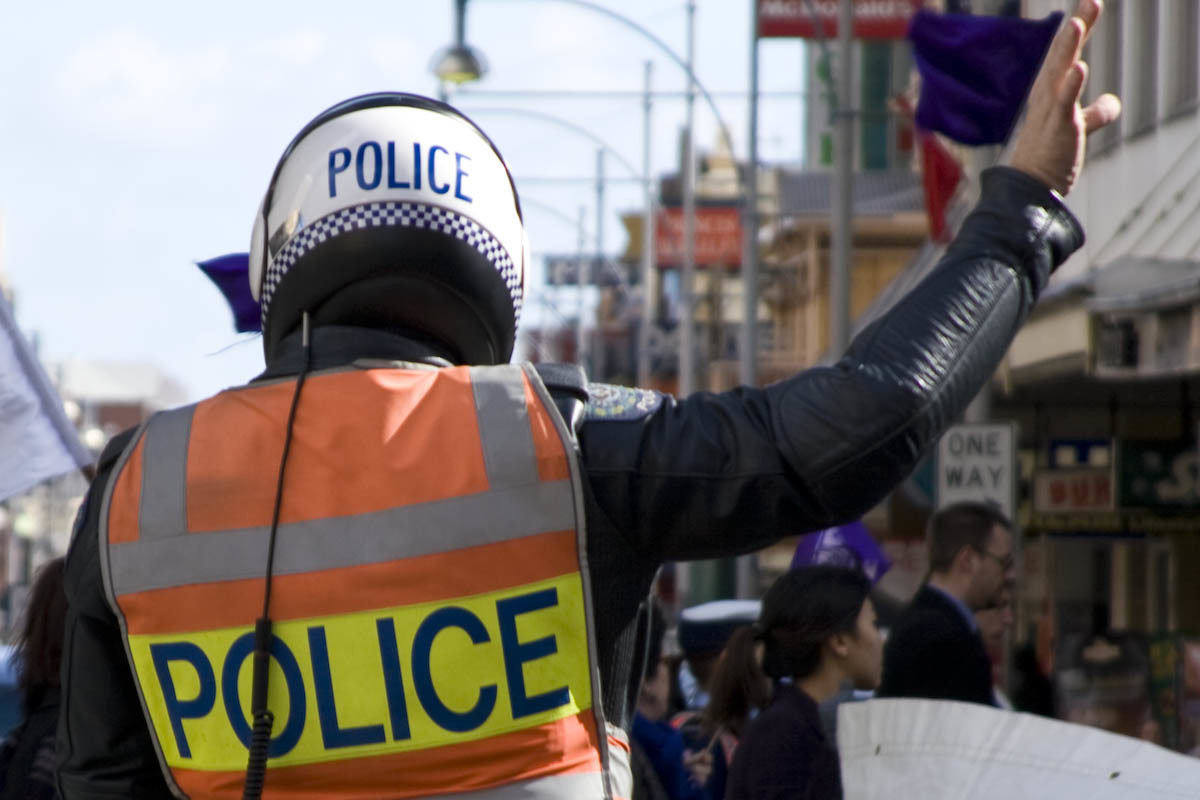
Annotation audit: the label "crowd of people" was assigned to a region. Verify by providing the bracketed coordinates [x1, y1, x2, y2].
[0, 0, 1125, 796]
[627, 501, 1062, 800]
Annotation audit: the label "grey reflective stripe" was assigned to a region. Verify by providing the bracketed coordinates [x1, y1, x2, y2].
[138, 407, 194, 540]
[470, 365, 539, 490]
[523, 363, 612, 799]
[433, 771, 608, 799]
[96, 418, 190, 800]
[606, 724, 634, 800]
[109, 480, 575, 594]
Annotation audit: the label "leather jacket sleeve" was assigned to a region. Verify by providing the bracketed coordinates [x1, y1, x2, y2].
[578, 166, 1082, 563]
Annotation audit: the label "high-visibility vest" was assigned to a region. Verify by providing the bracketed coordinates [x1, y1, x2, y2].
[100, 363, 631, 799]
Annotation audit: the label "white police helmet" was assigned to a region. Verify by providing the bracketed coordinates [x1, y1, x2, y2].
[248, 93, 526, 364]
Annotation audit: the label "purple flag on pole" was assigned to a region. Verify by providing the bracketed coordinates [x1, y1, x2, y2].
[909, 10, 1063, 146]
[792, 520, 892, 585]
[197, 253, 261, 333]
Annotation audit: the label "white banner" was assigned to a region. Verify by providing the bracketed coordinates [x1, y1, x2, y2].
[0, 293, 90, 502]
[840, 699, 1200, 799]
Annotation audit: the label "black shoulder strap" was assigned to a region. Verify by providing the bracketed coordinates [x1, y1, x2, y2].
[97, 427, 139, 473]
[532, 362, 588, 399]
[532, 363, 589, 435]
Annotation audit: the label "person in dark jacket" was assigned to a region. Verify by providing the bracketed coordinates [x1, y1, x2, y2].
[0, 557, 66, 800]
[725, 566, 882, 800]
[877, 501, 1015, 706]
[58, 1, 1120, 795]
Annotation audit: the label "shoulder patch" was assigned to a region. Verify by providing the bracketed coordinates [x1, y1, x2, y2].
[585, 383, 663, 421]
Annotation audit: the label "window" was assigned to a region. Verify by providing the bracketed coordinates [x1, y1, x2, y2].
[1096, 316, 1139, 368]
[1156, 305, 1192, 369]
[1165, 0, 1199, 114]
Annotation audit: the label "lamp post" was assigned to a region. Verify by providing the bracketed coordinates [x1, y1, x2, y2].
[679, 0, 697, 396]
[742, 1, 760, 389]
[431, 0, 489, 98]
[830, 0, 854, 357]
[438, 0, 742, 397]
[638, 60, 655, 389]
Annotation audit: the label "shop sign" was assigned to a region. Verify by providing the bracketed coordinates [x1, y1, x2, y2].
[1118, 441, 1200, 511]
[936, 422, 1016, 521]
[544, 255, 622, 287]
[1028, 510, 1200, 534]
[1033, 469, 1114, 513]
[757, 0, 918, 39]
[655, 206, 742, 268]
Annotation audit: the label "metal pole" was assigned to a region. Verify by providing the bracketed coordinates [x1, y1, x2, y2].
[740, 2, 760, 389]
[594, 148, 605, 377]
[638, 61, 655, 389]
[736, 0, 762, 601]
[680, 0, 697, 396]
[441, 0, 470, 102]
[830, 0, 854, 357]
[576, 205, 587, 369]
[455, 0, 468, 45]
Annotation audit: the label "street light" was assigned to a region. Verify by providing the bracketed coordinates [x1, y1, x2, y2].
[431, 45, 488, 85]
[431, 0, 489, 94]
[435, 0, 744, 397]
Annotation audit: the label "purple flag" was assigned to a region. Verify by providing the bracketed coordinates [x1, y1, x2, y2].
[792, 520, 892, 585]
[197, 253, 261, 333]
[909, 10, 1063, 146]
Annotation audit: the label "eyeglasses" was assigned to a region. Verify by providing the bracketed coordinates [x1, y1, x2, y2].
[974, 548, 1015, 572]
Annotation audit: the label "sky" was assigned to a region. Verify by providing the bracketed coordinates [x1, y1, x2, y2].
[1, 1, 807, 402]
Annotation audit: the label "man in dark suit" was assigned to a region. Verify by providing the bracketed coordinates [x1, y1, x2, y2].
[877, 501, 1015, 706]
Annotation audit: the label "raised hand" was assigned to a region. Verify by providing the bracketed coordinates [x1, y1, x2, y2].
[1009, 0, 1122, 195]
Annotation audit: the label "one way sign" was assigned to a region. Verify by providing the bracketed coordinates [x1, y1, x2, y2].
[935, 422, 1017, 521]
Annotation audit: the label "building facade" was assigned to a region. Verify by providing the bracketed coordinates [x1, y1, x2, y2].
[986, 0, 1200, 746]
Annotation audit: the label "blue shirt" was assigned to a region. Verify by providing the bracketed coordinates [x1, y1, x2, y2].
[632, 713, 709, 800]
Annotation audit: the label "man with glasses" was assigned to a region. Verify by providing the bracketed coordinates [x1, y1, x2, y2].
[878, 501, 1016, 706]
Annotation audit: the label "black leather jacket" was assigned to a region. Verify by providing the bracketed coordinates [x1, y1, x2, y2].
[57, 166, 1082, 798]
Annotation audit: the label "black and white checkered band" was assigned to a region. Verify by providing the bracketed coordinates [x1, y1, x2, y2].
[261, 201, 522, 329]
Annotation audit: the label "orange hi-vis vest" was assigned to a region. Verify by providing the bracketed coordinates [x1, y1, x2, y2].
[99, 363, 631, 799]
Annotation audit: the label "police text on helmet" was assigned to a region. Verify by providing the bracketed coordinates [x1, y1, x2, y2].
[327, 141, 474, 203]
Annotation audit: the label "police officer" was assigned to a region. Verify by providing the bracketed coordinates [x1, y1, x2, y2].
[58, 2, 1120, 797]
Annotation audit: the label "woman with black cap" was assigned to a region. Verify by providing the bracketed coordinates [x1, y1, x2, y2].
[725, 565, 882, 800]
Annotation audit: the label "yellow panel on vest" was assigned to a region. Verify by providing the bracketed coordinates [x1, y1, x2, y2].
[127, 574, 592, 771]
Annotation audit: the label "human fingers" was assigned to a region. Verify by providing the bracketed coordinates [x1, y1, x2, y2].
[1083, 93, 1122, 133]
[1042, 10, 1086, 85]
[1059, 59, 1087, 107]
[1074, 0, 1103, 47]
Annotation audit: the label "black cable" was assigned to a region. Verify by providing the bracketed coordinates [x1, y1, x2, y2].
[243, 314, 312, 800]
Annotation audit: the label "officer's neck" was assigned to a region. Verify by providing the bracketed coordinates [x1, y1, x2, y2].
[260, 325, 458, 378]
